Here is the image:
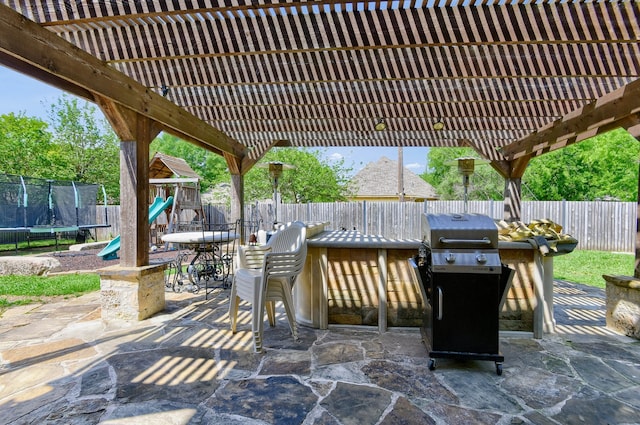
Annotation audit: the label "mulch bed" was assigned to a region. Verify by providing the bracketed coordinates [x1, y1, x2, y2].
[44, 248, 182, 274]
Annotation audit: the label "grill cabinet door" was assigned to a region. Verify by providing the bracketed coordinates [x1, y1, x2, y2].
[431, 272, 500, 355]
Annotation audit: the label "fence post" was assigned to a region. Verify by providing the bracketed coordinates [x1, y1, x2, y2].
[362, 201, 367, 234]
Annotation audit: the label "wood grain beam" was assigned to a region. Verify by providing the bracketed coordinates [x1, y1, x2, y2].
[501, 79, 640, 160]
[461, 137, 530, 185]
[0, 4, 245, 161]
[225, 153, 244, 226]
[224, 153, 242, 175]
[523, 113, 640, 158]
[0, 51, 93, 101]
[510, 156, 531, 179]
[460, 138, 511, 178]
[240, 140, 281, 176]
[119, 114, 158, 267]
[628, 115, 640, 139]
[94, 95, 139, 141]
[95, 98, 162, 266]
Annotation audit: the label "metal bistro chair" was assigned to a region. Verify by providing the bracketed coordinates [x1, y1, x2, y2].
[192, 220, 239, 299]
[163, 219, 203, 293]
[229, 221, 307, 353]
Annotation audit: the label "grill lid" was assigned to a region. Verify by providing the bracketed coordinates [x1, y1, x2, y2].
[422, 213, 498, 250]
[421, 213, 501, 274]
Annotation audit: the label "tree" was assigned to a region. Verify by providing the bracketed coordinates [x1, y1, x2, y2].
[149, 137, 352, 203]
[48, 95, 120, 202]
[422, 147, 504, 200]
[149, 132, 229, 191]
[523, 129, 640, 201]
[423, 129, 640, 202]
[0, 113, 57, 177]
[244, 148, 353, 203]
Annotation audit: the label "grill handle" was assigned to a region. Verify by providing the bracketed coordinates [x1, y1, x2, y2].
[438, 237, 492, 245]
[437, 286, 443, 320]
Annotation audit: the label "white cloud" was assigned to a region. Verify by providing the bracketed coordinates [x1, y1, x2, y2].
[406, 162, 423, 171]
[328, 152, 344, 161]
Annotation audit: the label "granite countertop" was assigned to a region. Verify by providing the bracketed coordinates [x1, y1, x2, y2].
[307, 230, 540, 251]
[307, 230, 422, 249]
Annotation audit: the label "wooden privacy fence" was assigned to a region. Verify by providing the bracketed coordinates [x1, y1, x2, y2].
[3, 201, 635, 253]
[247, 200, 637, 253]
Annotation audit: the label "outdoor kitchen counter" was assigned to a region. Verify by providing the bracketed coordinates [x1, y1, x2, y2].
[295, 230, 423, 332]
[498, 240, 551, 339]
[305, 230, 422, 249]
[295, 230, 552, 338]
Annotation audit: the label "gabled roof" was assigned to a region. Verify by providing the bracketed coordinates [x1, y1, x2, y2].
[350, 157, 438, 201]
[149, 152, 200, 180]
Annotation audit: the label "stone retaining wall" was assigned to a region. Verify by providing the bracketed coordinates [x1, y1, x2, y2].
[604, 274, 640, 340]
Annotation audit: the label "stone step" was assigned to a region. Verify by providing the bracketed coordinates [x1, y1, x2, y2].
[69, 241, 109, 251]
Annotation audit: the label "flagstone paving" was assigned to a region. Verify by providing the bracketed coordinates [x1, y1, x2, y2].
[1, 280, 639, 424]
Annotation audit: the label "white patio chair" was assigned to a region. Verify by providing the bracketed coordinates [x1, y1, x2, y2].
[229, 221, 307, 353]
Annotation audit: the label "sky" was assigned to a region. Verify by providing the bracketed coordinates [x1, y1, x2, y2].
[0, 66, 430, 176]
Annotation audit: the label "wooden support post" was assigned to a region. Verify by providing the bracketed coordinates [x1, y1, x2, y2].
[502, 156, 529, 222]
[120, 136, 150, 267]
[378, 248, 388, 333]
[503, 178, 522, 222]
[230, 174, 244, 234]
[225, 153, 244, 239]
[635, 160, 640, 279]
[97, 98, 160, 267]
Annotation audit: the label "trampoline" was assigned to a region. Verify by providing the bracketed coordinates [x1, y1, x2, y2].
[0, 174, 110, 251]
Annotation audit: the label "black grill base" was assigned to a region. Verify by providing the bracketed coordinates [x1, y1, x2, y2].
[420, 271, 504, 375]
[427, 349, 504, 363]
[423, 345, 504, 375]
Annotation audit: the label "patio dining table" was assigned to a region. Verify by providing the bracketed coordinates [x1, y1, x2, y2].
[161, 230, 239, 293]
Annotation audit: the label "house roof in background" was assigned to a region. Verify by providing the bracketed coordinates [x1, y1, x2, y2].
[350, 156, 438, 200]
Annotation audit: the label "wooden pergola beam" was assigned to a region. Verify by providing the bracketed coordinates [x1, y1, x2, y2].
[501, 79, 640, 160]
[0, 4, 245, 161]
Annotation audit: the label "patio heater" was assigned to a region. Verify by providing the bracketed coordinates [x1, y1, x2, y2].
[445, 157, 489, 213]
[259, 162, 295, 228]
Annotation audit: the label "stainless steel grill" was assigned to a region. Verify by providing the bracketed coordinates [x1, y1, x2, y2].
[423, 213, 501, 275]
[412, 213, 511, 375]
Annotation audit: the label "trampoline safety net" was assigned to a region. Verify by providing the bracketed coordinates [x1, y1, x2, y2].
[0, 174, 101, 228]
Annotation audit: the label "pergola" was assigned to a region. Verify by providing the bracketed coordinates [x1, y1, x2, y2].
[0, 1, 639, 272]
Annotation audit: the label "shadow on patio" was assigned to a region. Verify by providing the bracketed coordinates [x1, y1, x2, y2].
[1, 280, 639, 424]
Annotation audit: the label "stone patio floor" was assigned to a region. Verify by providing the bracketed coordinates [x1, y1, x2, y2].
[1, 280, 639, 425]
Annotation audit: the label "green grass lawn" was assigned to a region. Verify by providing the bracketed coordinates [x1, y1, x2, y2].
[0, 273, 99, 310]
[552, 249, 634, 288]
[0, 238, 77, 255]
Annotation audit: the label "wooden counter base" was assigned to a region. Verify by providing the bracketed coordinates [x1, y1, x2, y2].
[295, 231, 547, 337]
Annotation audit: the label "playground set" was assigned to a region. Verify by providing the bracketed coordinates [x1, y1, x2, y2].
[96, 195, 174, 260]
[98, 152, 205, 260]
[0, 173, 110, 250]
